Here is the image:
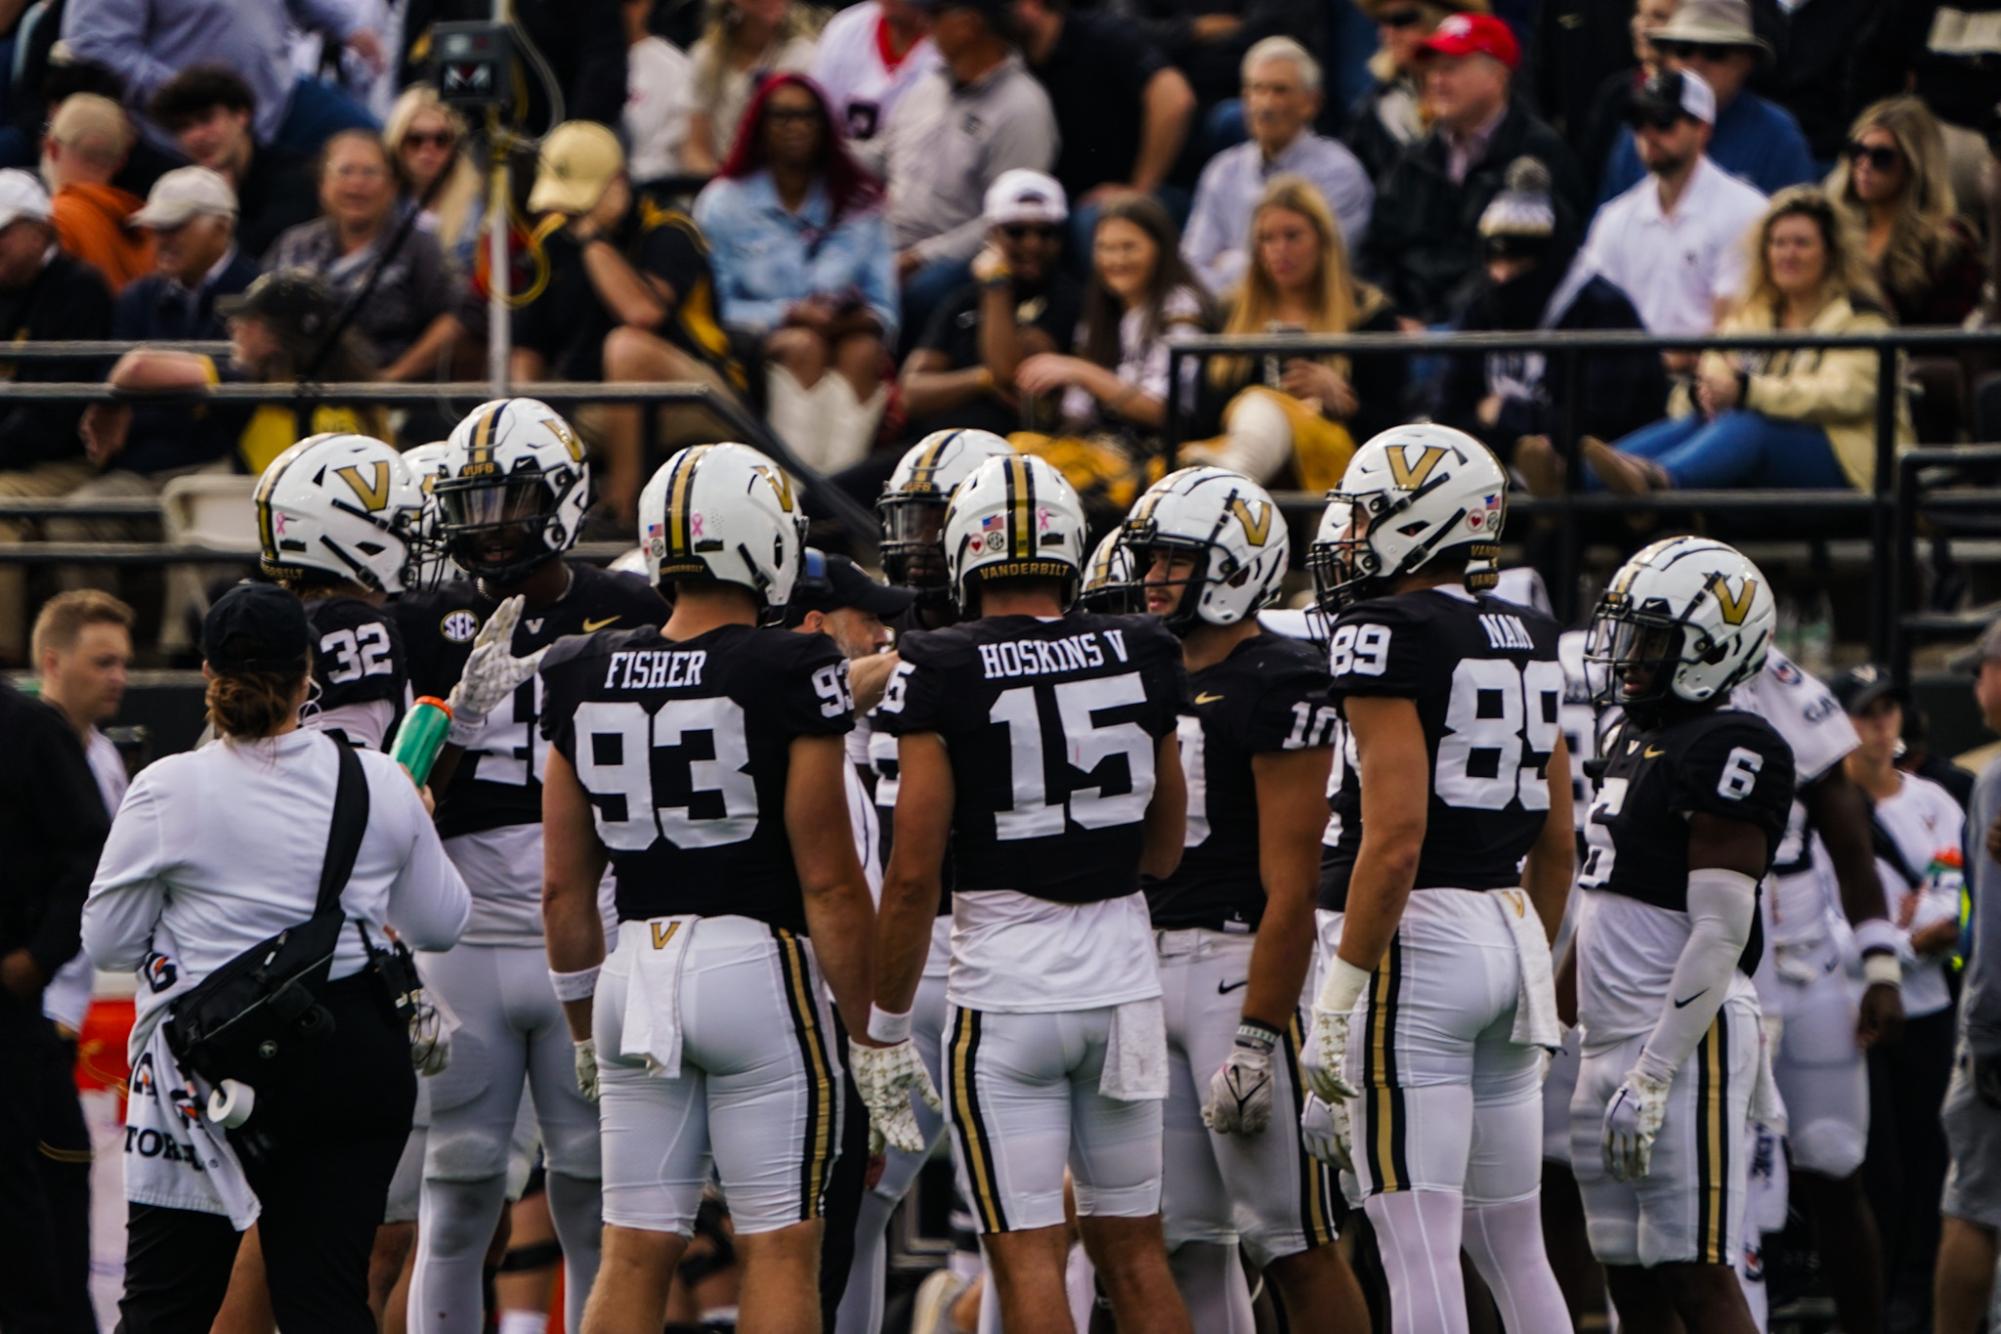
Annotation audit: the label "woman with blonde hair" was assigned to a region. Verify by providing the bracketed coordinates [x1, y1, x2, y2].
[1827, 95, 1985, 327]
[1186, 174, 1403, 489]
[679, 0, 822, 176]
[384, 85, 484, 269]
[1582, 186, 1913, 493]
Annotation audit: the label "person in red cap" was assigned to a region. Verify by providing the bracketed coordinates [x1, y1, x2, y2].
[1357, 11, 1588, 328]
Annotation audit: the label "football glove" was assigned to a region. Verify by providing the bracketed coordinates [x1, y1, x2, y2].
[1299, 1091, 1351, 1170]
[1602, 1067, 1671, 1181]
[447, 596, 546, 744]
[573, 1038, 600, 1103]
[1203, 1021, 1279, 1135]
[850, 1038, 943, 1155]
[1300, 1006, 1360, 1105]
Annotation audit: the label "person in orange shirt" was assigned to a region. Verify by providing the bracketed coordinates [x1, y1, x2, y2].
[42, 93, 152, 293]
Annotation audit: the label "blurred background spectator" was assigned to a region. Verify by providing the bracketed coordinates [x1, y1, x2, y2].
[1185, 173, 1402, 489]
[678, 0, 821, 176]
[263, 128, 466, 382]
[622, 0, 695, 187]
[385, 85, 484, 270]
[810, 0, 938, 164]
[695, 74, 895, 475]
[1344, 0, 1482, 185]
[1565, 0, 1675, 200]
[1183, 37, 1371, 297]
[148, 67, 318, 257]
[42, 93, 151, 293]
[1575, 187, 1912, 495]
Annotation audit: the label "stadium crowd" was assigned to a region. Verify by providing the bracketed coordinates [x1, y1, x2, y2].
[2, 0, 2001, 1332]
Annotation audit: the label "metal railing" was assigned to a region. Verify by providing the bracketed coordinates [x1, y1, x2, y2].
[1889, 445, 2001, 685]
[1166, 325, 2001, 667]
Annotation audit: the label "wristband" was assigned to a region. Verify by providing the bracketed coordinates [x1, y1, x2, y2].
[1853, 916, 1901, 957]
[549, 964, 600, 1002]
[1235, 1020, 1281, 1052]
[1315, 956, 1372, 1017]
[447, 712, 484, 748]
[867, 1005, 913, 1044]
[1862, 952, 1902, 988]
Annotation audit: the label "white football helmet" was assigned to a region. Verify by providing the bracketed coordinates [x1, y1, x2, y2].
[1308, 424, 1508, 613]
[1585, 535, 1776, 715]
[255, 433, 428, 594]
[878, 428, 1015, 595]
[1122, 466, 1288, 633]
[401, 441, 454, 587]
[434, 398, 591, 583]
[1078, 529, 1141, 613]
[639, 442, 806, 614]
[941, 453, 1087, 612]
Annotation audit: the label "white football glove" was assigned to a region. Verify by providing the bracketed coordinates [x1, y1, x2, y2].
[1299, 1092, 1352, 1170]
[1203, 1022, 1279, 1134]
[1299, 1006, 1360, 1105]
[850, 1039, 943, 1155]
[1602, 1068, 1670, 1181]
[573, 1039, 600, 1103]
[447, 596, 546, 743]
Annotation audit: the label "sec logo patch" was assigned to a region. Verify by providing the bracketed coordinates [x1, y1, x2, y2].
[441, 609, 480, 643]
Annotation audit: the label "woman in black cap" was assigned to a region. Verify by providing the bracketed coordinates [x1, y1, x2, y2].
[82, 582, 470, 1334]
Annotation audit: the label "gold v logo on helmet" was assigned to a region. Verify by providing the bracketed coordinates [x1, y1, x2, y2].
[1386, 445, 1449, 491]
[753, 464, 796, 513]
[335, 462, 391, 512]
[1229, 496, 1273, 546]
[1711, 574, 1759, 626]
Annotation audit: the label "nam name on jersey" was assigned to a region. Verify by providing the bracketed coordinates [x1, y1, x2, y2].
[976, 629, 1134, 680]
[601, 648, 709, 691]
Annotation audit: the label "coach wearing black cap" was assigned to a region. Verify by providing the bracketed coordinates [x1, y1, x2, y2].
[84, 582, 469, 1334]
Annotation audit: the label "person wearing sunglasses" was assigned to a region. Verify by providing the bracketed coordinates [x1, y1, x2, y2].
[386, 85, 484, 273]
[1344, 0, 1486, 185]
[1827, 96, 1985, 329]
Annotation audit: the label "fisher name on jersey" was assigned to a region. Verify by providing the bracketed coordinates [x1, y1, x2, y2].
[874, 612, 1186, 904]
[539, 623, 854, 932]
[1321, 588, 1564, 909]
[1146, 631, 1333, 931]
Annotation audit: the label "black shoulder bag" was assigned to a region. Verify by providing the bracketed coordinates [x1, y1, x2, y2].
[165, 736, 371, 1089]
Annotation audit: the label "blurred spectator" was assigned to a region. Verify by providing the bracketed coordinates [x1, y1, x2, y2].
[0, 61, 180, 194]
[694, 75, 895, 475]
[678, 0, 820, 176]
[149, 67, 319, 257]
[1184, 174, 1402, 489]
[514, 123, 738, 519]
[810, 0, 939, 162]
[1448, 160, 1665, 484]
[898, 168, 1083, 439]
[1571, 68, 1766, 370]
[407, 0, 629, 132]
[0, 170, 114, 663]
[1344, 0, 1485, 185]
[623, 0, 695, 185]
[1828, 96, 1986, 328]
[1123, 0, 1325, 126]
[386, 85, 484, 271]
[42, 93, 152, 293]
[1578, 187, 1911, 494]
[264, 130, 465, 382]
[1598, 0, 1815, 203]
[1011, 0, 1196, 230]
[1359, 13, 1587, 327]
[1761, 0, 1909, 167]
[1182, 37, 1372, 296]
[1567, 0, 1674, 199]
[61, 0, 381, 159]
[884, 0, 1057, 347]
[1535, 0, 1649, 153]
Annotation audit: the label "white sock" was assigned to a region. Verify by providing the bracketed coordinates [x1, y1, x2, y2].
[1462, 1194, 1574, 1333]
[410, 1176, 509, 1334]
[495, 1311, 547, 1334]
[1065, 1240, 1097, 1331]
[834, 1188, 899, 1334]
[1166, 1242, 1254, 1333]
[1216, 391, 1295, 483]
[1365, 1189, 1470, 1334]
[544, 1171, 603, 1334]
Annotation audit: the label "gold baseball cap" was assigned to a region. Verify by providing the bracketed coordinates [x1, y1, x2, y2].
[528, 121, 625, 216]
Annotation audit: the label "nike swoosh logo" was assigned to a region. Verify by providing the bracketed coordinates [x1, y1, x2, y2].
[1194, 692, 1226, 705]
[1672, 989, 1707, 1009]
[1645, 745, 1665, 758]
[582, 616, 620, 632]
[1217, 978, 1248, 995]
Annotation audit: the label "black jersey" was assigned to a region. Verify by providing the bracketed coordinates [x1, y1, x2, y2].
[1320, 589, 1564, 909]
[304, 595, 406, 744]
[397, 561, 669, 840]
[1145, 632, 1334, 931]
[539, 623, 853, 932]
[875, 612, 1186, 905]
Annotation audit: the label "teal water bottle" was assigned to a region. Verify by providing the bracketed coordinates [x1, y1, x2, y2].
[390, 697, 453, 786]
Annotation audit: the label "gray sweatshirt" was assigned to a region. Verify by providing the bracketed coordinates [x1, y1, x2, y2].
[885, 57, 1059, 266]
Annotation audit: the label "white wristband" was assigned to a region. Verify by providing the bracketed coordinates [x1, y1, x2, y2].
[1862, 952, 1902, 988]
[1315, 956, 1373, 1016]
[867, 1005, 913, 1044]
[549, 965, 600, 1002]
[447, 712, 484, 748]
[1853, 916, 1901, 958]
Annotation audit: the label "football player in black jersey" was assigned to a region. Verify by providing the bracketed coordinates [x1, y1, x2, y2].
[1567, 536, 1795, 1334]
[1120, 466, 1368, 1330]
[396, 399, 666, 1334]
[873, 453, 1192, 1333]
[254, 432, 428, 750]
[1298, 425, 1576, 1334]
[540, 442, 913, 1332]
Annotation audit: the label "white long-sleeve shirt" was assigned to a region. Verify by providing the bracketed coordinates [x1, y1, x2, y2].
[85, 729, 469, 984]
